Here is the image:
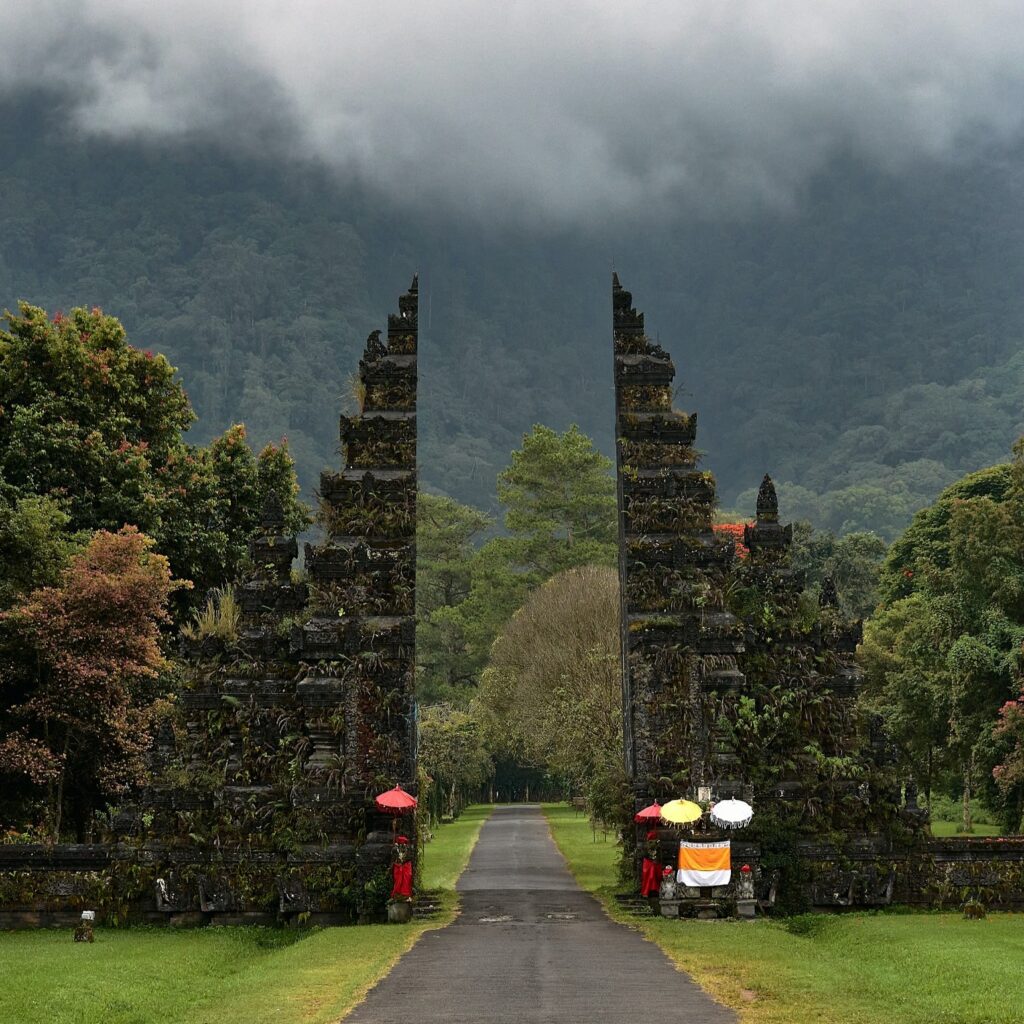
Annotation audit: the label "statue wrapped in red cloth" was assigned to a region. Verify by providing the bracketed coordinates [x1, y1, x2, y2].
[391, 835, 414, 899]
[640, 829, 660, 897]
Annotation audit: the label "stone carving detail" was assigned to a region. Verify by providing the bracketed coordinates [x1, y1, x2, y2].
[198, 876, 233, 913]
[155, 876, 187, 912]
[613, 274, 744, 802]
[755, 473, 779, 522]
[364, 329, 387, 361]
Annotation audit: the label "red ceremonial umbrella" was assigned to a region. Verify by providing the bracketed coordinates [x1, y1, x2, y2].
[633, 801, 662, 824]
[375, 785, 417, 838]
[375, 784, 418, 815]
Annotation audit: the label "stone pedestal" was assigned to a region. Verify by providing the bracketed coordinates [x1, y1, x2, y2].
[388, 900, 413, 923]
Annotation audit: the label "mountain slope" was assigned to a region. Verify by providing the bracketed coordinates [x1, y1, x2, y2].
[2, 96, 1023, 535]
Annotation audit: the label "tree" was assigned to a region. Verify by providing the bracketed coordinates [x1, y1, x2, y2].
[257, 440, 309, 535]
[861, 441, 1024, 831]
[0, 495, 87, 610]
[427, 538, 535, 703]
[0, 527, 179, 837]
[860, 593, 959, 806]
[495, 424, 617, 576]
[993, 684, 1024, 833]
[790, 522, 888, 619]
[462, 424, 617, 684]
[157, 426, 310, 613]
[0, 304, 192, 527]
[414, 426, 616, 707]
[417, 704, 492, 822]
[878, 464, 1013, 605]
[0, 305, 309, 619]
[418, 493, 493, 612]
[477, 565, 622, 800]
[416, 493, 493, 705]
[942, 490, 1024, 831]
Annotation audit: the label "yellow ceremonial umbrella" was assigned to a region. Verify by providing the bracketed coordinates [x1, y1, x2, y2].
[660, 799, 703, 826]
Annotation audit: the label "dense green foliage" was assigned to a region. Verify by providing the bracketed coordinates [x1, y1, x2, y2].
[416, 424, 616, 707]
[416, 427, 618, 802]
[0, 495, 87, 609]
[861, 443, 1024, 832]
[789, 524, 888, 620]
[417, 706, 492, 822]
[0, 303, 189, 527]
[416, 493, 493, 705]
[478, 566, 622, 799]
[496, 424, 617, 573]
[0, 528, 178, 838]
[0, 305, 306, 838]
[5, 96, 1024, 536]
[0, 304, 309, 617]
[877, 463, 1014, 604]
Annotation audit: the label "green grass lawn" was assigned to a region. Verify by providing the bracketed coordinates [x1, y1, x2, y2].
[0, 806, 490, 1024]
[418, 805, 491, 890]
[928, 819, 1002, 837]
[543, 803, 1024, 1024]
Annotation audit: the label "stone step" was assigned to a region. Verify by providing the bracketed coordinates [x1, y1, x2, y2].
[613, 893, 657, 917]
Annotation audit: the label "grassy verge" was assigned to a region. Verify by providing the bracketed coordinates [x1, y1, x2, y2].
[929, 819, 1001, 837]
[543, 802, 1024, 1024]
[0, 806, 490, 1024]
[420, 805, 491, 891]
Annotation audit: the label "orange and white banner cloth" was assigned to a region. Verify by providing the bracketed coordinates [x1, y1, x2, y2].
[677, 840, 731, 887]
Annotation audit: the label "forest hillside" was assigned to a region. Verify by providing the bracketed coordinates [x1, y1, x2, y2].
[3, 95, 1023, 537]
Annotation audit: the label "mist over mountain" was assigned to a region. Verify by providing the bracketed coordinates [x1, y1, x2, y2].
[3, 2, 1024, 225]
[3, 55, 1024, 536]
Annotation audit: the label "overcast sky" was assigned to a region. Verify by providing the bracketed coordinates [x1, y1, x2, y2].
[3, 1, 1024, 223]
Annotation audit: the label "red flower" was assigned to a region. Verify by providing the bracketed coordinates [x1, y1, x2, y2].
[713, 522, 751, 559]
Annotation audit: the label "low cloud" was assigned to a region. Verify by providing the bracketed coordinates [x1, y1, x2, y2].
[3, 1, 1024, 222]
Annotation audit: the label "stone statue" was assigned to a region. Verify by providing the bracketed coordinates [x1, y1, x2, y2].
[364, 329, 387, 360]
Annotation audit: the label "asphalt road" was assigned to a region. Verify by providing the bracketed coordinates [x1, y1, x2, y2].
[346, 804, 735, 1024]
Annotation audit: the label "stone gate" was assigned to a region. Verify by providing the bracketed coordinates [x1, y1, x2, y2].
[2, 273, 1024, 926]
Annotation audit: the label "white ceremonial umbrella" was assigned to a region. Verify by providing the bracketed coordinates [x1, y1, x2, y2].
[710, 798, 754, 829]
